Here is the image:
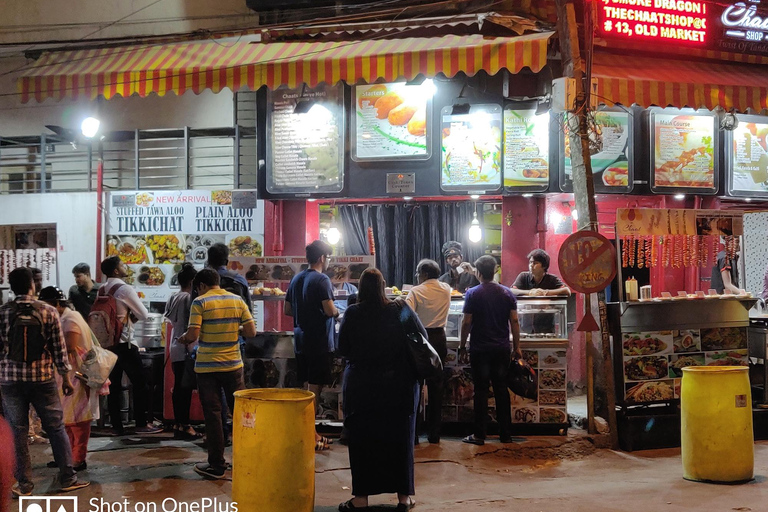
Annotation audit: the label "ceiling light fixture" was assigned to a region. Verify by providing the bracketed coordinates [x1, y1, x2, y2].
[468, 211, 482, 243]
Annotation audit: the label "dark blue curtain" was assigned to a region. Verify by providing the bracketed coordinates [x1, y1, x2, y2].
[338, 202, 484, 288]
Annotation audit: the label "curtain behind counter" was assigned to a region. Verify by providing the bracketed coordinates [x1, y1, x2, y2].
[339, 203, 484, 288]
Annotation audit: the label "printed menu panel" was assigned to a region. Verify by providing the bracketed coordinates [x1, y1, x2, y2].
[650, 110, 716, 192]
[228, 255, 375, 284]
[622, 328, 747, 404]
[106, 190, 264, 305]
[728, 115, 768, 197]
[440, 104, 502, 191]
[561, 110, 632, 193]
[353, 82, 431, 161]
[503, 108, 549, 191]
[267, 83, 344, 194]
[511, 349, 568, 424]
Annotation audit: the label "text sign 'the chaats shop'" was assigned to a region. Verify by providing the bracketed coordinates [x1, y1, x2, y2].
[598, 0, 768, 56]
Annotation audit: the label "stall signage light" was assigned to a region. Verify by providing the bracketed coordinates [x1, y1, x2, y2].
[599, 0, 709, 44]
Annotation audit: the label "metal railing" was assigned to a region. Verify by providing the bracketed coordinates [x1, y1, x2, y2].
[0, 124, 257, 194]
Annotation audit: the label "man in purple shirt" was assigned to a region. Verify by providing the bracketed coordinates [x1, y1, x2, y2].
[459, 256, 521, 446]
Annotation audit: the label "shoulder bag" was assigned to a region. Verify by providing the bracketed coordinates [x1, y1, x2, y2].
[395, 299, 443, 381]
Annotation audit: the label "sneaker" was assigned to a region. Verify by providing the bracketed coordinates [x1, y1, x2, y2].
[193, 463, 226, 480]
[135, 424, 163, 434]
[12, 482, 33, 498]
[60, 479, 90, 492]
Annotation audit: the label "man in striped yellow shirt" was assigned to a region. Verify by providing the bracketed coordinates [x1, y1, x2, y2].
[179, 268, 256, 479]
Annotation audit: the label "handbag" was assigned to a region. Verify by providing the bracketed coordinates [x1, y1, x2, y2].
[507, 358, 538, 400]
[395, 300, 443, 381]
[81, 330, 118, 389]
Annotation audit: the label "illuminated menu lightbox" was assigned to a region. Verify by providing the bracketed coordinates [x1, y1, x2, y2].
[598, 0, 709, 44]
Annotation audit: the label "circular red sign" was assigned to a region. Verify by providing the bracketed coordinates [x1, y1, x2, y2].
[557, 231, 617, 294]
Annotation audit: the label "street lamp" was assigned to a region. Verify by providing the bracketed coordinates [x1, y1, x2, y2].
[81, 117, 100, 138]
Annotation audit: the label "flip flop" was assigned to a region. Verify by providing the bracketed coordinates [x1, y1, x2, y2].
[395, 497, 416, 511]
[319, 436, 333, 445]
[315, 440, 330, 451]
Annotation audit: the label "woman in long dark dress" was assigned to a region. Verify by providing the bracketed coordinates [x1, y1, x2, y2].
[338, 268, 425, 512]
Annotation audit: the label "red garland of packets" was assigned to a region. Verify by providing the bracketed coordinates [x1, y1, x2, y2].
[620, 235, 731, 269]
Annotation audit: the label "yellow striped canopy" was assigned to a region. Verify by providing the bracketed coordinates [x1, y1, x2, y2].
[18, 32, 553, 103]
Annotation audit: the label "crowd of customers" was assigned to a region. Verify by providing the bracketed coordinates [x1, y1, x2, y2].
[1, 238, 534, 512]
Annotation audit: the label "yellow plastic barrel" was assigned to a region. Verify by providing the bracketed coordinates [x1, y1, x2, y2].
[232, 389, 316, 512]
[681, 366, 753, 483]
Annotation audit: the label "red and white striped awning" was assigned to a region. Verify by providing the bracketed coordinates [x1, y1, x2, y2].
[593, 53, 768, 112]
[18, 32, 553, 103]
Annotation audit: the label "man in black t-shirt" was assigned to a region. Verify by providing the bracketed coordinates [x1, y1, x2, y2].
[68, 262, 100, 318]
[438, 241, 480, 293]
[511, 249, 571, 334]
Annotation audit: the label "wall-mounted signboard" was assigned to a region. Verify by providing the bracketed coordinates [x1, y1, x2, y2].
[597, 0, 768, 57]
[266, 83, 345, 195]
[352, 82, 431, 161]
[725, 114, 768, 198]
[440, 104, 502, 192]
[106, 190, 264, 305]
[503, 107, 549, 193]
[649, 108, 718, 195]
[560, 109, 633, 193]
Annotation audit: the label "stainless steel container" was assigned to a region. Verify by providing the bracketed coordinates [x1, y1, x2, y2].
[134, 313, 163, 348]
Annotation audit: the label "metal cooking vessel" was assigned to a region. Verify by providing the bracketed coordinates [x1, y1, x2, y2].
[134, 313, 163, 348]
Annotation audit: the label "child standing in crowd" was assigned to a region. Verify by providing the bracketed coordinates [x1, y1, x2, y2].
[39, 286, 100, 472]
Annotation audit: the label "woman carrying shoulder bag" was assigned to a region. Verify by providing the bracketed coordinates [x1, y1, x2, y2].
[338, 268, 424, 512]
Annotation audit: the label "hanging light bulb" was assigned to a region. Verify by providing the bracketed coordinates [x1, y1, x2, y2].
[468, 211, 482, 243]
[327, 226, 341, 245]
[571, 208, 579, 222]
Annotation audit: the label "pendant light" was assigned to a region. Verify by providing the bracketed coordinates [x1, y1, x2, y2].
[468, 204, 482, 243]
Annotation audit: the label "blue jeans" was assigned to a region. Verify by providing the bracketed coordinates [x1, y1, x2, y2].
[470, 348, 512, 439]
[0, 380, 76, 487]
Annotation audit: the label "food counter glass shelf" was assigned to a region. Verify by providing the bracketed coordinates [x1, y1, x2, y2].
[442, 295, 569, 432]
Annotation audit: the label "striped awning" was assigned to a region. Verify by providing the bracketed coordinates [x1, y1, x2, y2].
[593, 53, 768, 112]
[18, 32, 553, 103]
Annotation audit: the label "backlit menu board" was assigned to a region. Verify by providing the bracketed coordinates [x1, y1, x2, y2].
[726, 114, 768, 198]
[503, 108, 549, 192]
[267, 83, 344, 194]
[560, 109, 632, 193]
[353, 82, 431, 161]
[650, 109, 717, 194]
[440, 104, 502, 191]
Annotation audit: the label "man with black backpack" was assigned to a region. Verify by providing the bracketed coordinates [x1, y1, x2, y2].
[0, 268, 90, 496]
[97, 256, 161, 435]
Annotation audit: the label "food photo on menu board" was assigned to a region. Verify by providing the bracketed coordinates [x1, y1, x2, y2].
[353, 82, 431, 160]
[561, 110, 631, 192]
[650, 109, 716, 192]
[440, 104, 502, 191]
[503, 108, 549, 191]
[727, 115, 768, 196]
[267, 83, 344, 194]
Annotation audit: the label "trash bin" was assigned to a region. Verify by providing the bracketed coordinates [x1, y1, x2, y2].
[232, 389, 316, 512]
[681, 366, 753, 483]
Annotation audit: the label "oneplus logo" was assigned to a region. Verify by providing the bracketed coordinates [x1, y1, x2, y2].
[19, 497, 78, 512]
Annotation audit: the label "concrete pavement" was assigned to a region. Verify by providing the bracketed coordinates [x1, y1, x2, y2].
[14, 430, 768, 512]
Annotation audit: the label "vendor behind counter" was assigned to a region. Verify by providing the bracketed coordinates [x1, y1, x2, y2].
[438, 241, 479, 293]
[511, 249, 571, 334]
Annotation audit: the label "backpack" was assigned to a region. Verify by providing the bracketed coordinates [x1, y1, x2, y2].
[87, 283, 125, 350]
[219, 271, 249, 305]
[7, 301, 48, 363]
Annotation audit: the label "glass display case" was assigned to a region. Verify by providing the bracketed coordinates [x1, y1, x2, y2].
[517, 297, 568, 341]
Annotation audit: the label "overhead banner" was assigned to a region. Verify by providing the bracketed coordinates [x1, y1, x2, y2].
[106, 190, 264, 304]
[616, 208, 744, 237]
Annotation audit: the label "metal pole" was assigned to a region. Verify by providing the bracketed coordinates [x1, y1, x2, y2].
[184, 126, 190, 189]
[40, 134, 46, 193]
[585, 293, 597, 434]
[234, 124, 241, 190]
[135, 129, 140, 190]
[96, 141, 105, 281]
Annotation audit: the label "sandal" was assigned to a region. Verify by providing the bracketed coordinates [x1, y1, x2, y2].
[462, 434, 485, 446]
[396, 497, 415, 511]
[338, 499, 368, 511]
[315, 439, 331, 451]
[319, 436, 333, 445]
